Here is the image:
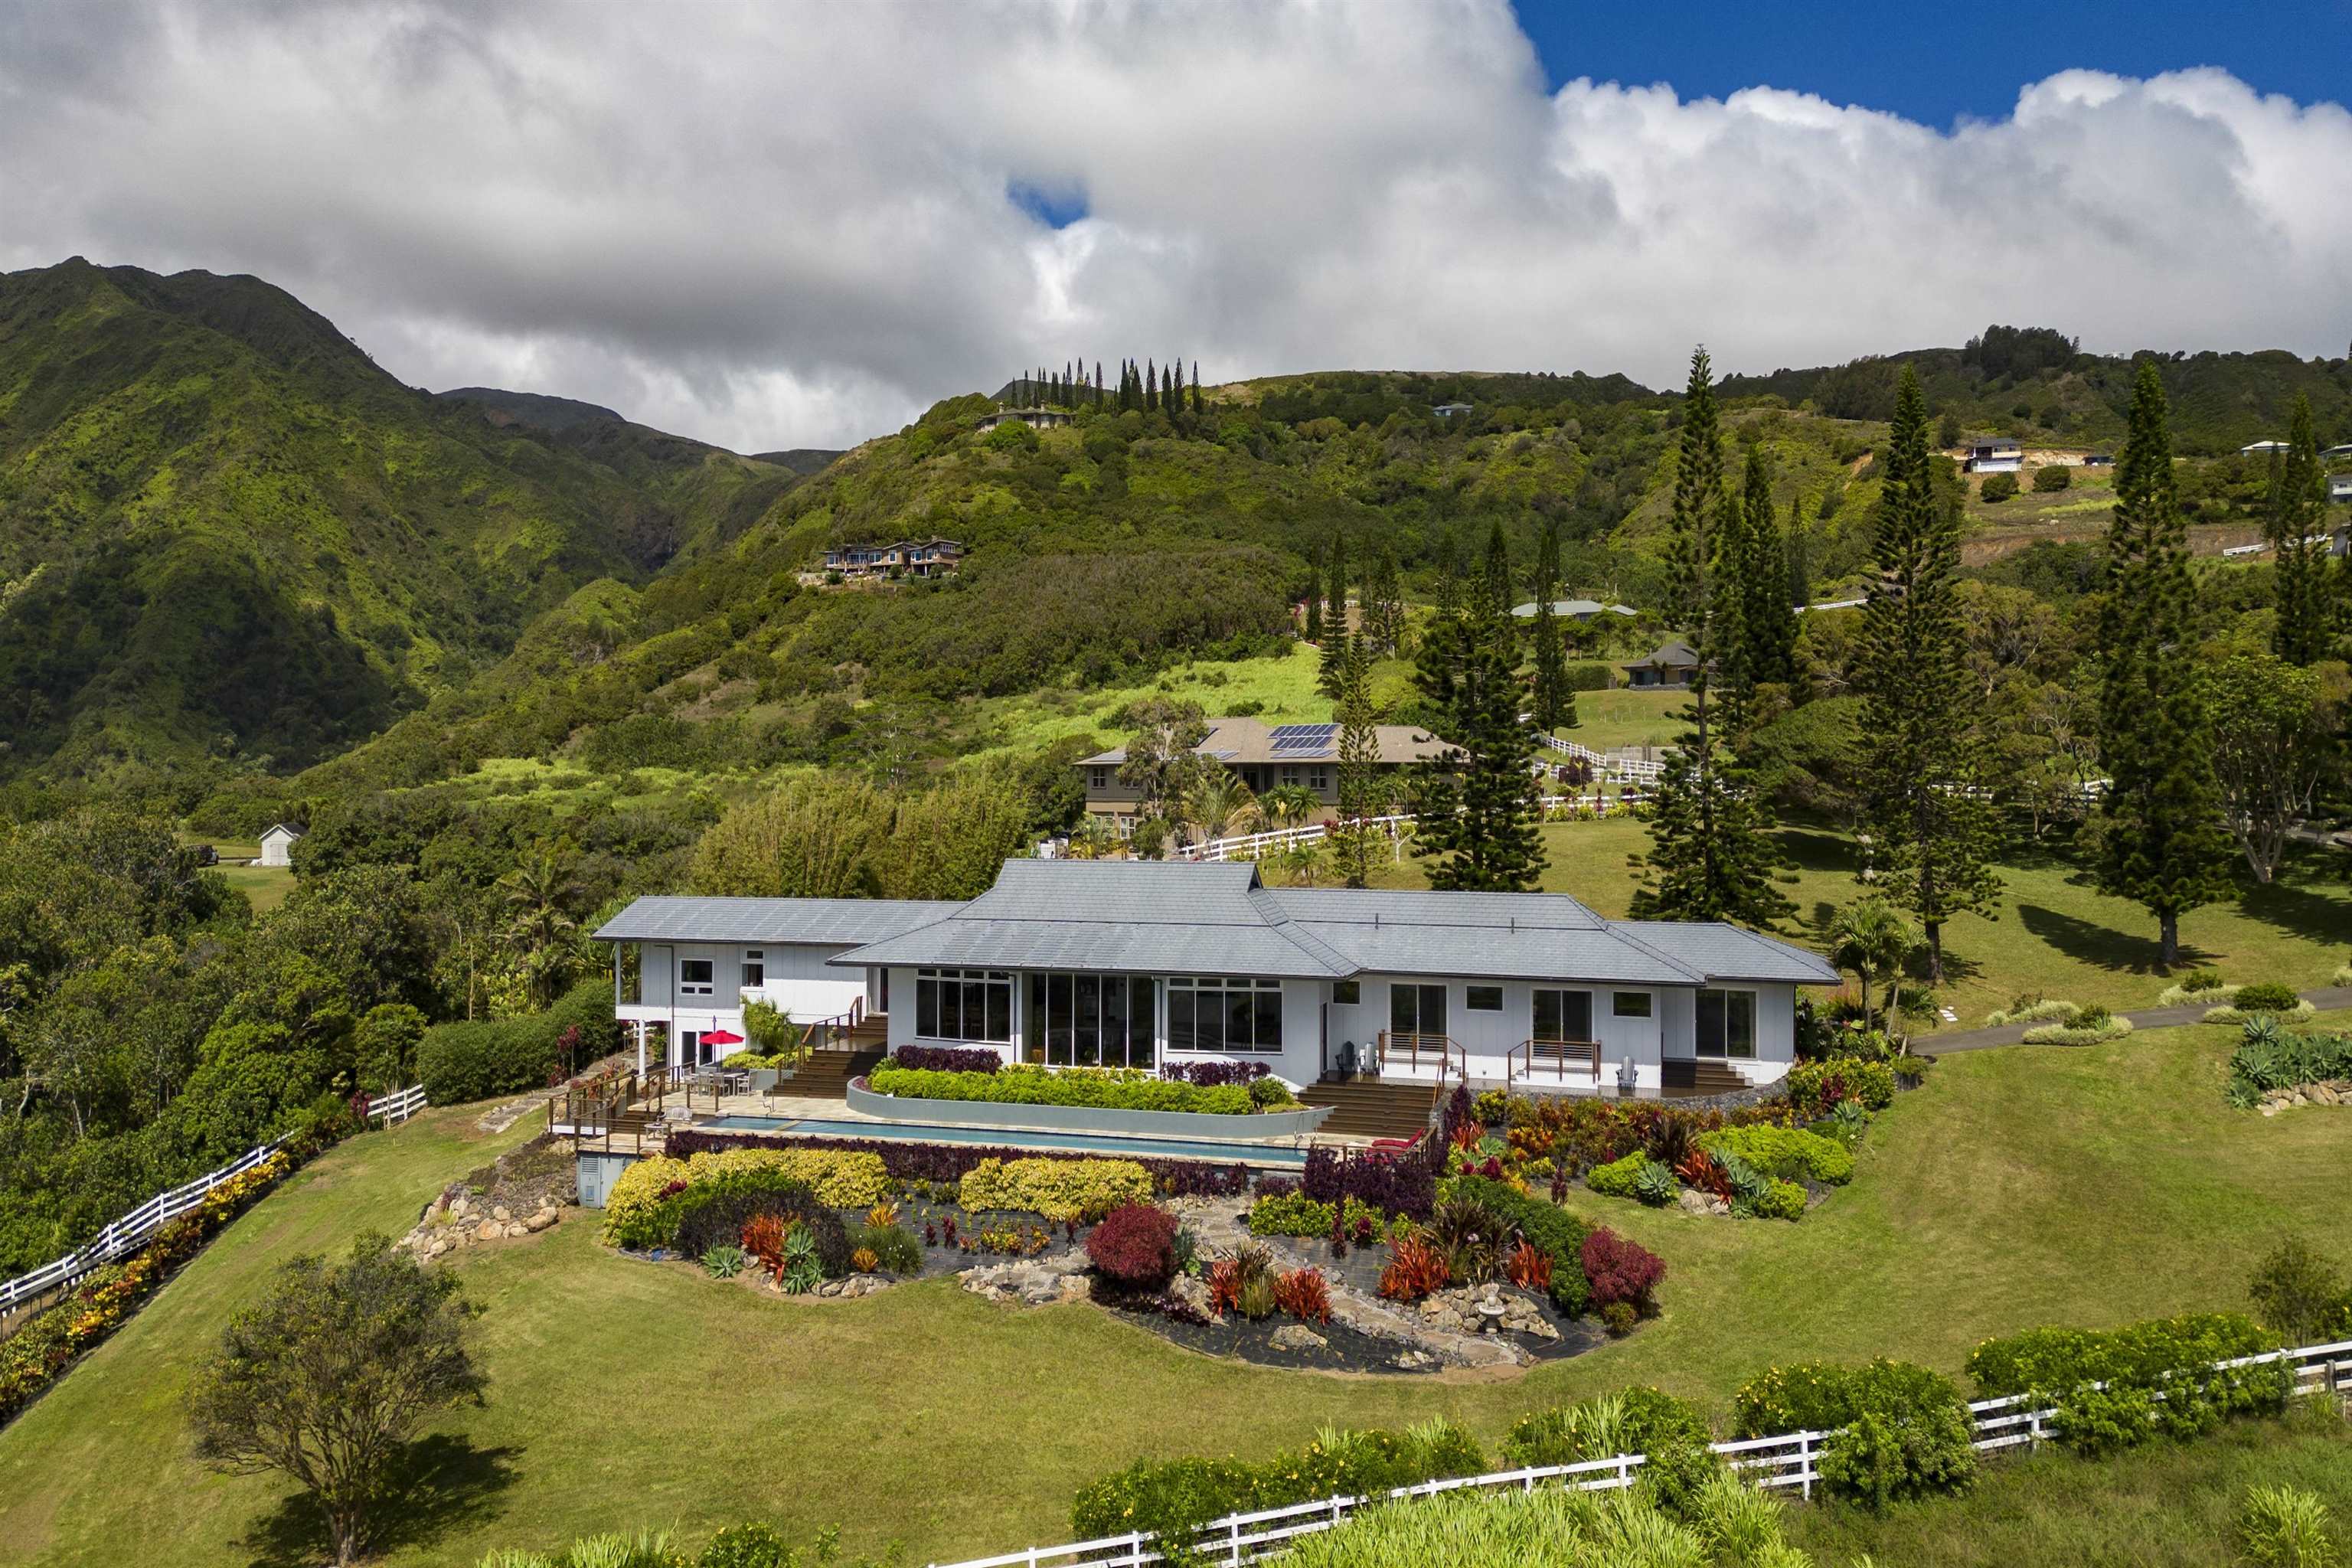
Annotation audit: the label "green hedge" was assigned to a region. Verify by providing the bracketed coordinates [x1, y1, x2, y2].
[1732, 1357, 1978, 1508]
[416, 980, 618, 1103]
[1440, 1174, 1593, 1316]
[1564, 661, 1615, 691]
[1963, 1312, 2291, 1453]
[1697, 1125, 1854, 1185]
[864, 1063, 1276, 1116]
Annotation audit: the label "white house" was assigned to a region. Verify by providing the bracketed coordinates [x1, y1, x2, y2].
[1964, 437, 2024, 474]
[257, 823, 305, 867]
[594, 861, 1841, 1096]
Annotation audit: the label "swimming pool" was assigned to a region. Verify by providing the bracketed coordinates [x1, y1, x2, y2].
[699, 1114, 1311, 1168]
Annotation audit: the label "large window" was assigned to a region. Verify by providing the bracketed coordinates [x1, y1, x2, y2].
[679, 958, 714, 996]
[1169, 976, 1284, 1055]
[1697, 988, 1757, 1060]
[1024, 973, 1158, 1069]
[1534, 988, 1593, 1042]
[1389, 982, 1448, 1040]
[915, 969, 1013, 1044]
[741, 949, 765, 989]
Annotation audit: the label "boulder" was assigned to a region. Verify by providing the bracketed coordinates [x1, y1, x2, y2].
[1269, 1324, 1329, 1352]
[1677, 1189, 1712, 1216]
[476, 1220, 503, 1243]
[524, 1209, 557, 1233]
[1390, 1349, 1438, 1371]
[492, 1205, 512, 1223]
[448, 1196, 469, 1219]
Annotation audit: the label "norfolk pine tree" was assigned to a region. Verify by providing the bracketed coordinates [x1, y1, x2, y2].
[1529, 514, 1574, 731]
[1411, 521, 1546, 891]
[2093, 361, 2235, 968]
[1303, 541, 1325, 644]
[1627, 348, 1792, 926]
[1854, 365, 2001, 983]
[1333, 635, 1384, 889]
[2269, 393, 2333, 666]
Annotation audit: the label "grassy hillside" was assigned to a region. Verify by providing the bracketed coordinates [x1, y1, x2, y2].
[2, 1014, 2344, 1566]
[0, 262, 787, 783]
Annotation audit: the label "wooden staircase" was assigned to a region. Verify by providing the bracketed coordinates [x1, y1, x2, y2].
[1298, 1077, 1439, 1142]
[1660, 1059, 1751, 1099]
[781, 1046, 886, 1101]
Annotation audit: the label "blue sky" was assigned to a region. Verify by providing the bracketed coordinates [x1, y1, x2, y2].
[1511, 0, 2350, 125]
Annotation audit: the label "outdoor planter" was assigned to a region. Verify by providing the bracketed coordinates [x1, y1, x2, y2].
[848, 1077, 1332, 1142]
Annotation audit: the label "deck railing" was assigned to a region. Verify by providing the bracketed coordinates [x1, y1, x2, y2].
[1506, 1037, 1602, 1088]
[924, 1337, 2352, 1567]
[0, 1086, 427, 1315]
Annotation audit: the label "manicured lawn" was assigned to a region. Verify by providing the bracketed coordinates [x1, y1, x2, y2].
[1544, 688, 1687, 755]
[1784, 1403, 2352, 1568]
[1370, 817, 2352, 1032]
[217, 861, 295, 913]
[3, 1015, 2347, 1566]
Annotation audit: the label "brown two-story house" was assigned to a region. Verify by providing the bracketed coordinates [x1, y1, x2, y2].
[1074, 717, 1455, 835]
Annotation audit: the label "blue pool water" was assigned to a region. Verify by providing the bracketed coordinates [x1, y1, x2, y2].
[700, 1115, 1309, 1168]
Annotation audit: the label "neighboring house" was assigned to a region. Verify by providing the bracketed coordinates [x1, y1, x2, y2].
[821, 537, 965, 578]
[974, 406, 1073, 433]
[1073, 717, 1455, 833]
[2329, 474, 2352, 507]
[1963, 437, 2024, 473]
[1431, 402, 1473, 418]
[257, 823, 305, 867]
[2082, 452, 2114, 466]
[2323, 443, 2352, 464]
[1620, 639, 1700, 689]
[1509, 598, 1638, 622]
[2242, 439, 2291, 458]
[594, 860, 1841, 1095]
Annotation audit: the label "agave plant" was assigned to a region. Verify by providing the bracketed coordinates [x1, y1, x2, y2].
[1634, 1158, 1680, 1208]
[700, 1244, 746, 1279]
[777, 1222, 822, 1295]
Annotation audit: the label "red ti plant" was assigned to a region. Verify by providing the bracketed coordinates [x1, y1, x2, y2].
[1377, 1233, 1451, 1303]
[1272, 1266, 1333, 1325]
[1677, 1149, 1733, 1201]
[1504, 1240, 1553, 1292]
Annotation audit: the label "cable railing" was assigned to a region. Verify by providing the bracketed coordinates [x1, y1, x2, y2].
[1505, 1037, 1603, 1089]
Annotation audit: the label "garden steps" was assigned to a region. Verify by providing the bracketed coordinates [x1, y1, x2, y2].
[781, 1047, 886, 1101]
[1297, 1077, 1438, 1141]
[1659, 1059, 1750, 1097]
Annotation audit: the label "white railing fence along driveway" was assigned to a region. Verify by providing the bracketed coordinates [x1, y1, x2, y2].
[0, 1084, 428, 1315]
[1536, 730, 1666, 786]
[926, 1338, 2352, 1568]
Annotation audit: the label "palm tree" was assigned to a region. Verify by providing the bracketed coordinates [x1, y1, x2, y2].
[501, 843, 581, 1009]
[1824, 895, 1922, 1034]
[1269, 838, 1328, 887]
[1184, 773, 1265, 845]
[1260, 783, 1321, 830]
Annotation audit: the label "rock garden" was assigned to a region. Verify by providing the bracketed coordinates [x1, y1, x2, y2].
[394, 1133, 575, 1259]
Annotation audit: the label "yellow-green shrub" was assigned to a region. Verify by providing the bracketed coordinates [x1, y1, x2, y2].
[601, 1155, 691, 1244]
[682, 1148, 889, 1210]
[960, 1157, 1152, 1222]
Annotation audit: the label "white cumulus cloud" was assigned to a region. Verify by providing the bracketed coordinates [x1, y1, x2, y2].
[2, 1, 2344, 450]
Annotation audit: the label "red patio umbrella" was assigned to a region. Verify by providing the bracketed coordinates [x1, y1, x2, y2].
[702, 1028, 745, 1047]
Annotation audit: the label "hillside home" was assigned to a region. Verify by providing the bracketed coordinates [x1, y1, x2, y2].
[1510, 598, 1638, 622]
[974, 407, 1073, 433]
[821, 537, 965, 578]
[2243, 439, 2291, 457]
[1620, 639, 1700, 689]
[1431, 402, 1474, 418]
[1073, 717, 1455, 834]
[1963, 437, 2024, 473]
[257, 823, 305, 867]
[2330, 475, 2352, 507]
[594, 861, 1840, 1096]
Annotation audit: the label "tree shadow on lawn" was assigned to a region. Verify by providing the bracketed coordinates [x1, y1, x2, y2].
[2016, 904, 2217, 978]
[2235, 878, 2352, 952]
[1775, 828, 1859, 875]
[237, 1433, 520, 1568]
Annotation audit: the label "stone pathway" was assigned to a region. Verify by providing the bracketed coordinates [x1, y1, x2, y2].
[1925, 985, 2352, 1054]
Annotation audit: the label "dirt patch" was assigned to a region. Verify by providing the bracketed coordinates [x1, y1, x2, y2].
[453, 1133, 578, 1214]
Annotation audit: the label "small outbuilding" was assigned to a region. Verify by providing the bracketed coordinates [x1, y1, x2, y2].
[258, 823, 305, 867]
[1621, 639, 1701, 689]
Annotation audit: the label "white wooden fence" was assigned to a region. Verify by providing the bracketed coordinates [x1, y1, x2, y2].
[927, 1338, 2352, 1568]
[0, 1084, 427, 1315]
[1536, 731, 1665, 786]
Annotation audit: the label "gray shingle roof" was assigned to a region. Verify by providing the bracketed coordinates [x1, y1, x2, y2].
[831, 861, 1355, 978]
[1613, 921, 1843, 985]
[597, 866, 1841, 988]
[593, 897, 962, 946]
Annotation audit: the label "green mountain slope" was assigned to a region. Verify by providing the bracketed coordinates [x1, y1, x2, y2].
[0, 261, 783, 781]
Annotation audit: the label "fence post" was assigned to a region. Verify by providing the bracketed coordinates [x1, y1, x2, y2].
[1227, 1515, 1241, 1566]
[2028, 1408, 2043, 1449]
[1798, 1432, 1814, 1500]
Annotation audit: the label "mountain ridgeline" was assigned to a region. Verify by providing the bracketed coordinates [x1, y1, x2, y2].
[2, 257, 2347, 799]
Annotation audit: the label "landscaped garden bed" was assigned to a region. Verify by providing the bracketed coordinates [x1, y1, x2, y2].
[851, 1055, 1331, 1137]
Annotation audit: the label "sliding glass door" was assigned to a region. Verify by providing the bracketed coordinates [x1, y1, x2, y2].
[1024, 973, 1158, 1068]
[1389, 982, 1447, 1040]
[1533, 988, 1593, 1044]
[1696, 988, 1757, 1059]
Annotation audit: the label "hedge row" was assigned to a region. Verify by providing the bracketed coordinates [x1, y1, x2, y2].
[416, 980, 619, 1103]
[662, 1129, 1253, 1197]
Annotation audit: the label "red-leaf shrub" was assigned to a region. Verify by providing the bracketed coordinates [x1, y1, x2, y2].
[1084, 1203, 1181, 1290]
[1677, 1149, 1731, 1200]
[1161, 1060, 1269, 1088]
[890, 1046, 1002, 1074]
[1378, 1234, 1452, 1303]
[1273, 1267, 1332, 1325]
[1302, 1145, 1436, 1220]
[1581, 1227, 1666, 1315]
[1505, 1240, 1553, 1291]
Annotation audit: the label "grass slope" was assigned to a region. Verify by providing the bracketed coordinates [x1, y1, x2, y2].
[2, 1015, 2346, 1566]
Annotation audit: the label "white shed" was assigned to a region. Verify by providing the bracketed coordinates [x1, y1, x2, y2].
[257, 823, 305, 867]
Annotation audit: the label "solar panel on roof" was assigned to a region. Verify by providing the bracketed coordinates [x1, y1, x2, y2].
[1270, 723, 1338, 754]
